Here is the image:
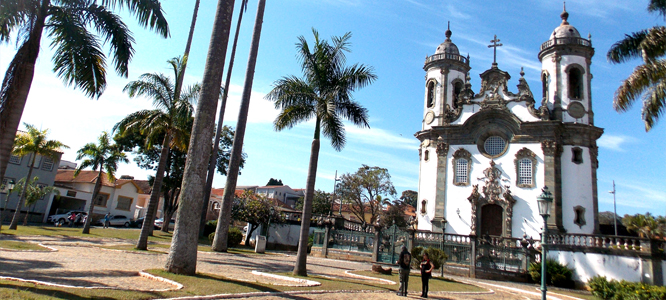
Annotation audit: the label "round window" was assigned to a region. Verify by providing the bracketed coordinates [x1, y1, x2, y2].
[483, 136, 506, 156]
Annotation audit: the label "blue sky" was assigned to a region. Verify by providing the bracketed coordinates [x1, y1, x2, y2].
[1, 0, 664, 217]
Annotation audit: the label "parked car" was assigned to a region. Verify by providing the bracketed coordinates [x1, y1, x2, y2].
[96, 215, 131, 227]
[129, 217, 145, 228]
[154, 218, 175, 230]
[47, 211, 87, 226]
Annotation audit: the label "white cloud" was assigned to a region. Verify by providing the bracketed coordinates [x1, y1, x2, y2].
[346, 125, 419, 150]
[597, 134, 637, 152]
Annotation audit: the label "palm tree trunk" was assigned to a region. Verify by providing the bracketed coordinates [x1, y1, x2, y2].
[293, 137, 321, 276]
[165, 0, 236, 276]
[174, 0, 200, 99]
[212, 0, 267, 252]
[82, 167, 104, 234]
[161, 188, 176, 233]
[199, 0, 249, 239]
[0, 1, 48, 190]
[9, 154, 37, 230]
[137, 134, 171, 250]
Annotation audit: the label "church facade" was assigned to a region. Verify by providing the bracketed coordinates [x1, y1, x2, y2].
[416, 10, 602, 239]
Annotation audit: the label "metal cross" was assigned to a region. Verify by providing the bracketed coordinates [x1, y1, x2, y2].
[488, 35, 503, 65]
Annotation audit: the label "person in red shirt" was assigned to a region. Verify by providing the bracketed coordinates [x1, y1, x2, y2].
[420, 252, 434, 298]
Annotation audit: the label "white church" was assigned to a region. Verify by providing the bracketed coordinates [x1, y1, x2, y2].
[416, 9, 602, 240]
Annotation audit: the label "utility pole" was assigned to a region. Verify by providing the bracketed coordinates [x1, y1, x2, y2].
[609, 180, 618, 236]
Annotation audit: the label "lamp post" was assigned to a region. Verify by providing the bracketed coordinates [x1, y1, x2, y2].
[609, 180, 618, 236]
[0, 179, 16, 231]
[537, 186, 553, 300]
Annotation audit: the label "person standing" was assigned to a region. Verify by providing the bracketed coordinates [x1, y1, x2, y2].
[73, 213, 82, 227]
[396, 245, 411, 296]
[420, 252, 434, 298]
[103, 213, 111, 228]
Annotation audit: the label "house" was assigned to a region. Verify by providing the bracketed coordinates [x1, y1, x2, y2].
[1, 151, 63, 223]
[131, 179, 165, 219]
[254, 185, 304, 208]
[46, 169, 141, 223]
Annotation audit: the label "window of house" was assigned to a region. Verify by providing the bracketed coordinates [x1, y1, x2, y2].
[518, 158, 532, 186]
[66, 190, 77, 197]
[483, 136, 507, 157]
[452, 148, 472, 186]
[212, 202, 221, 210]
[9, 155, 21, 165]
[30, 154, 41, 169]
[572, 147, 583, 164]
[427, 81, 435, 108]
[94, 193, 110, 207]
[514, 148, 537, 188]
[568, 67, 582, 99]
[41, 157, 54, 171]
[116, 196, 133, 211]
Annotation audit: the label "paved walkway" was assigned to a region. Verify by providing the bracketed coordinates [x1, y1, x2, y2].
[0, 235, 586, 299]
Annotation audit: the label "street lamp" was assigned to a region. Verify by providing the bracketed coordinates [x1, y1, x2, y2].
[537, 186, 553, 300]
[0, 179, 16, 231]
[608, 180, 618, 236]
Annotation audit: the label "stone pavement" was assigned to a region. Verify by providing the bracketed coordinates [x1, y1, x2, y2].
[0, 235, 585, 299]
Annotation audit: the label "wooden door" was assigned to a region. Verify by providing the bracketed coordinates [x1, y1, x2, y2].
[480, 204, 503, 237]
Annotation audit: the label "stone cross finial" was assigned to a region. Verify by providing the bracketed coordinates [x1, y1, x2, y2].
[488, 35, 503, 67]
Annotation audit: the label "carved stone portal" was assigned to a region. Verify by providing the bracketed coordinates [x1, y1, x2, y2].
[467, 160, 516, 237]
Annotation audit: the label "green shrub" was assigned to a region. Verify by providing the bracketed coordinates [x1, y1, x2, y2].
[203, 220, 217, 236]
[588, 276, 666, 300]
[528, 259, 574, 288]
[207, 227, 243, 248]
[410, 246, 447, 270]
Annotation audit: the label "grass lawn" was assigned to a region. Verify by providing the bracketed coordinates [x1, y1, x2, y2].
[102, 243, 272, 256]
[551, 289, 599, 300]
[0, 240, 49, 251]
[353, 270, 486, 293]
[0, 226, 173, 243]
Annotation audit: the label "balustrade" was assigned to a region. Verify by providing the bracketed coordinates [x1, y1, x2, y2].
[540, 37, 591, 51]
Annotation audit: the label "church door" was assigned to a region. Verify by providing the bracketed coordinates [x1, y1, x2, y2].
[480, 204, 503, 237]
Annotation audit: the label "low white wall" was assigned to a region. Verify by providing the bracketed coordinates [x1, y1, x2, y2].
[549, 250, 645, 283]
[249, 223, 314, 248]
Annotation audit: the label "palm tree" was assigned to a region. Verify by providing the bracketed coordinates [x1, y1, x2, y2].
[607, 0, 666, 131]
[75, 131, 128, 234]
[9, 123, 68, 230]
[265, 29, 377, 276]
[211, 0, 267, 252]
[621, 213, 665, 239]
[114, 57, 198, 250]
[165, 0, 236, 276]
[200, 0, 250, 239]
[0, 0, 169, 192]
[10, 176, 60, 225]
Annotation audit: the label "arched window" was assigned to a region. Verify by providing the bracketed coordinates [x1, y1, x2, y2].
[514, 147, 537, 188]
[542, 73, 549, 100]
[453, 81, 463, 109]
[427, 81, 435, 108]
[568, 67, 583, 99]
[451, 148, 472, 186]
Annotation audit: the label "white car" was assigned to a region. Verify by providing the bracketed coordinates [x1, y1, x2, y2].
[154, 218, 175, 230]
[47, 211, 87, 226]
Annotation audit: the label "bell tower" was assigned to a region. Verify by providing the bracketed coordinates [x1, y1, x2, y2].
[538, 5, 595, 124]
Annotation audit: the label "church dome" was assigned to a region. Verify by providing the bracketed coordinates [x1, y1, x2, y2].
[550, 6, 581, 39]
[435, 27, 460, 55]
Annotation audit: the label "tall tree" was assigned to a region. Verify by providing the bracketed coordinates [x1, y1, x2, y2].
[621, 212, 666, 239]
[8, 123, 67, 230]
[75, 132, 128, 234]
[295, 190, 332, 216]
[607, 0, 666, 130]
[11, 176, 60, 225]
[199, 0, 250, 239]
[113, 57, 198, 250]
[165, 0, 236, 276]
[337, 165, 396, 228]
[211, 0, 267, 253]
[400, 190, 418, 208]
[266, 30, 377, 276]
[0, 0, 169, 190]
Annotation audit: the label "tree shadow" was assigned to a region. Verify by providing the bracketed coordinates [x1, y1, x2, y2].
[0, 282, 121, 300]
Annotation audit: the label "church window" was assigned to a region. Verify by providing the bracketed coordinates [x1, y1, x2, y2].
[452, 81, 463, 109]
[451, 148, 472, 186]
[427, 81, 435, 108]
[573, 205, 586, 228]
[424, 150, 430, 161]
[420, 199, 427, 214]
[568, 66, 583, 100]
[514, 147, 537, 188]
[542, 73, 549, 100]
[572, 147, 583, 164]
[483, 136, 506, 157]
[518, 158, 532, 185]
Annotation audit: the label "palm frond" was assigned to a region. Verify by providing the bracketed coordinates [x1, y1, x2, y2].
[614, 60, 666, 112]
[641, 80, 666, 130]
[83, 3, 136, 77]
[649, 0, 666, 18]
[320, 113, 345, 151]
[99, 0, 169, 38]
[48, 7, 107, 98]
[0, 0, 38, 43]
[335, 99, 370, 128]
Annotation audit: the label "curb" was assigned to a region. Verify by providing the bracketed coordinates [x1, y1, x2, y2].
[0, 243, 58, 252]
[0, 270, 183, 292]
[250, 271, 321, 286]
[344, 270, 397, 285]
